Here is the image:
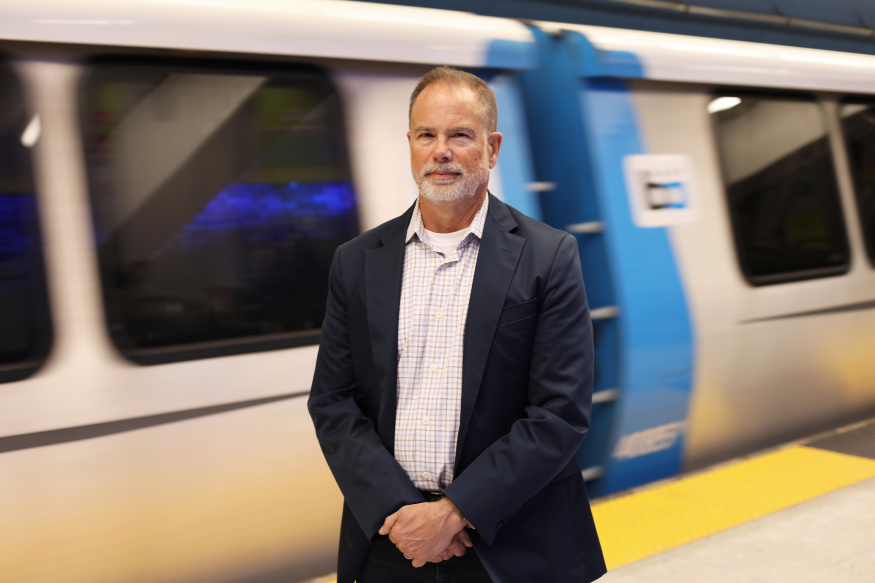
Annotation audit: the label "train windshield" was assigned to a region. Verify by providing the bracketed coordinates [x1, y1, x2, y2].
[711, 95, 849, 284]
[81, 60, 358, 364]
[0, 60, 52, 382]
[840, 103, 875, 267]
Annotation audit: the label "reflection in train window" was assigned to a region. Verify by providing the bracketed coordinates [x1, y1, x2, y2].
[81, 60, 358, 364]
[711, 95, 849, 285]
[840, 102, 875, 267]
[0, 60, 53, 382]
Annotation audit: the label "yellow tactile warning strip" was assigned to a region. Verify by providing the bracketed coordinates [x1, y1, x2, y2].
[591, 445, 875, 570]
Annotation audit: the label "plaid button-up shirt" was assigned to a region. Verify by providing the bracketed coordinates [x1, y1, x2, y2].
[394, 196, 488, 491]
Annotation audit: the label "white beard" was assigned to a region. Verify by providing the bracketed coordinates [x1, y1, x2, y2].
[414, 155, 490, 205]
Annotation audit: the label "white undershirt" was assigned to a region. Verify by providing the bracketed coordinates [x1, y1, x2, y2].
[424, 227, 469, 257]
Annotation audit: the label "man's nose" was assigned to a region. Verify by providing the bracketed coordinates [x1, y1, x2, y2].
[433, 135, 453, 161]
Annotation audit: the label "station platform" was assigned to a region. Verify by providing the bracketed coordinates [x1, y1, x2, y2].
[599, 416, 875, 582]
[314, 416, 875, 583]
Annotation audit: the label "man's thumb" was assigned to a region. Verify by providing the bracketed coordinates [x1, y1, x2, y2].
[379, 512, 399, 535]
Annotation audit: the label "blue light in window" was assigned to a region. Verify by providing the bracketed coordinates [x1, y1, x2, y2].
[172, 181, 358, 249]
[0, 195, 35, 259]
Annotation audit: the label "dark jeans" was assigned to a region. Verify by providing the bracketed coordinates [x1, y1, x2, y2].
[357, 538, 494, 583]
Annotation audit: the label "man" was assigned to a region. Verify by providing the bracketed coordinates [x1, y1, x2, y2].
[308, 66, 605, 583]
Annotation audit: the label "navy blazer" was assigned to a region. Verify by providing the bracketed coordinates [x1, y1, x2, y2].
[308, 194, 606, 583]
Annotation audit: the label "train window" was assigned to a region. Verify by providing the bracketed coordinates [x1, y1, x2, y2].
[840, 102, 875, 267]
[710, 95, 849, 285]
[0, 60, 53, 382]
[81, 59, 358, 365]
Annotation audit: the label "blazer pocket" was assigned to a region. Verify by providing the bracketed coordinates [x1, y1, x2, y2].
[497, 298, 538, 327]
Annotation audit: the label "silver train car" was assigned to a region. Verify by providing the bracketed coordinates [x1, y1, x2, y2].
[1, 1, 874, 582]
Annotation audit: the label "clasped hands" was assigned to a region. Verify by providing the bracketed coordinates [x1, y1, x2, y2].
[378, 497, 473, 567]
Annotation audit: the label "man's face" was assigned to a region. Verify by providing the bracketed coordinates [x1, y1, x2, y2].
[408, 84, 500, 206]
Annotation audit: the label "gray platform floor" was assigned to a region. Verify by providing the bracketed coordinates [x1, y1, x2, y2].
[599, 475, 875, 583]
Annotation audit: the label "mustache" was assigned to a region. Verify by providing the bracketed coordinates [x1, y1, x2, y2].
[420, 162, 464, 178]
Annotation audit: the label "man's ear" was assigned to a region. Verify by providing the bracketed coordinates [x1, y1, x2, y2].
[407, 131, 412, 146]
[488, 132, 504, 169]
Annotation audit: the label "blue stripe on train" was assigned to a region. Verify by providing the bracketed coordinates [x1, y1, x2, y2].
[580, 73, 695, 493]
[519, 27, 695, 496]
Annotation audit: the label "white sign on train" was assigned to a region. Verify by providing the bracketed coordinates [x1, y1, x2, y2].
[612, 421, 687, 460]
[623, 154, 699, 228]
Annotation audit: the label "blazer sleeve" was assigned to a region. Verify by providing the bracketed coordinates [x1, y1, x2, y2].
[307, 245, 424, 540]
[442, 233, 593, 545]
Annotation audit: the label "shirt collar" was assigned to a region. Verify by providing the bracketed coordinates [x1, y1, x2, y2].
[405, 194, 489, 245]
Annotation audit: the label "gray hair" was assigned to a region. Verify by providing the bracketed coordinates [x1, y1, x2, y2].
[409, 66, 498, 133]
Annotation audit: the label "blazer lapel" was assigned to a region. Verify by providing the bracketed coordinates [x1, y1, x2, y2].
[455, 196, 524, 473]
[365, 206, 413, 454]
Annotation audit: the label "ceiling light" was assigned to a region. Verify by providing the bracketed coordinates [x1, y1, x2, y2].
[707, 97, 741, 114]
[20, 115, 40, 148]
